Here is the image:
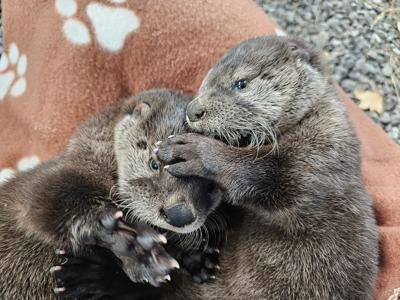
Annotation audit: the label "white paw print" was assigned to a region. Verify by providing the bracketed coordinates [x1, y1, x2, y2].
[0, 43, 28, 101]
[55, 0, 140, 53]
[0, 155, 40, 185]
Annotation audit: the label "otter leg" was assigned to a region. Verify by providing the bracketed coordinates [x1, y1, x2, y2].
[52, 246, 161, 300]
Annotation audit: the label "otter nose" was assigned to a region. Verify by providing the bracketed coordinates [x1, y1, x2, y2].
[187, 100, 206, 122]
[162, 203, 195, 227]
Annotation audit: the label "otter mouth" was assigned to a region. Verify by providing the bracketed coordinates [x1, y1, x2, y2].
[187, 118, 253, 148]
[210, 132, 252, 148]
[156, 217, 206, 234]
[237, 133, 253, 147]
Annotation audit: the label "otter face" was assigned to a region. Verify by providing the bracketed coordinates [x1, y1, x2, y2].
[114, 90, 222, 234]
[187, 36, 327, 146]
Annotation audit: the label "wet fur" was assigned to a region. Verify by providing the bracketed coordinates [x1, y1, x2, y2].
[158, 36, 379, 299]
[0, 90, 224, 299]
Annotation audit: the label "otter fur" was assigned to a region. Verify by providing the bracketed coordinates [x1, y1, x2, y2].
[0, 90, 225, 299]
[155, 36, 379, 299]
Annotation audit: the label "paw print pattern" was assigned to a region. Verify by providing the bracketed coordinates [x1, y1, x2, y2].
[55, 0, 140, 53]
[0, 43, 28, 100]
[0, 156, 40, 185]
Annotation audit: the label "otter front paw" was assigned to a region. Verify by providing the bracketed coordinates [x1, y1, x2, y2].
[155, 133, 225, 180]
[178, 247, 220, 284]
[72, 211, 179, 287]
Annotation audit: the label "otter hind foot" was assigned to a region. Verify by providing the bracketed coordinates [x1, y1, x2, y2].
[94, 211, 179, 287]
[179, 247, 220, 284]
[52, 246, 161, 299]
[52, 247, 119, 299]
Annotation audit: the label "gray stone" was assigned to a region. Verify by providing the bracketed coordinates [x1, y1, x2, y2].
[384, 98, 398, 111]
[389, 127, 399, 140]
[371, 33, 382, 45]
[380, 113, 391, 125]
[391, 114, 400, 126]
[340, 79, 356, 92]
[382, 65, 392, 77]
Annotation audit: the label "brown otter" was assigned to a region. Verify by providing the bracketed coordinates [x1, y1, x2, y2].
[154, 37, 379, 299]
[0, 90, 224, 299]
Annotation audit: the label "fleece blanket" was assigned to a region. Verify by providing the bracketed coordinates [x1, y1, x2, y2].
[0, 0, 398, 299]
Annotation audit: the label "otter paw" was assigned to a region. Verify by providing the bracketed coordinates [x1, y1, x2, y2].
[179, 248, 220, 284]
[155, 133, 224, 180]
[51, 247, 161, 299]
[89, 211, 179, 286]
[52, 248, 120, 299]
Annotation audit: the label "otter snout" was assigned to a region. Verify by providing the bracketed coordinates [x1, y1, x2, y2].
[186, 100, 206, 123]
[161, 203, 195, 227]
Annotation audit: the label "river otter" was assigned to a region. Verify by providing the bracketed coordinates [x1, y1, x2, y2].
[0, 89, 224, 299]
[154, 37, 379, 299]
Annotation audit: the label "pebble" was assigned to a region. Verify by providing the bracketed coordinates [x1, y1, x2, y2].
[382, 65, 392, 77]
[389, 127, 399, 140]
[380, 113, 391, 125]
[341, 79, 357, 92]
[391, 114, 400, 126]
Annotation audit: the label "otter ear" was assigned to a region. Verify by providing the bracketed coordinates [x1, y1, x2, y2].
[288, 39, 312, 63]
[288, 39, 325, 72]
[134, 102, 151, 117]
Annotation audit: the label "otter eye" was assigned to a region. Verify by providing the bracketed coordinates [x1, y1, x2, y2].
[126, 105, 135, 115]
[233, 79, 247, 90]
[149, 159, 159, 172]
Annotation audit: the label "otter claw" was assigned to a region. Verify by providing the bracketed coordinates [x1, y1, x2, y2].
[158, 234, 167, 244]
[156, 274, 171, 283]
[53, 287, 66, 294]
[113, 211, 123, 219]
[170, 259, 180, 269]
[50, 266, 62, 273]
[55, 249, 66, 255]
[155, 141, 162, 146]
[168, 135, 175, 138]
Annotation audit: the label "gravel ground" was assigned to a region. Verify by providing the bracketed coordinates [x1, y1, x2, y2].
[0, 1, 399, 143]
[256, 0, 400, 144]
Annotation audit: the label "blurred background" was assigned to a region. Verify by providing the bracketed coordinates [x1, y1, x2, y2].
[256, 0, 400, 144]
[0, 0, 399, 144]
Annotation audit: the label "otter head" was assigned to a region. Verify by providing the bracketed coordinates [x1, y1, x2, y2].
[187, 36, 328, 146]
[114, 89, 222, 235]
